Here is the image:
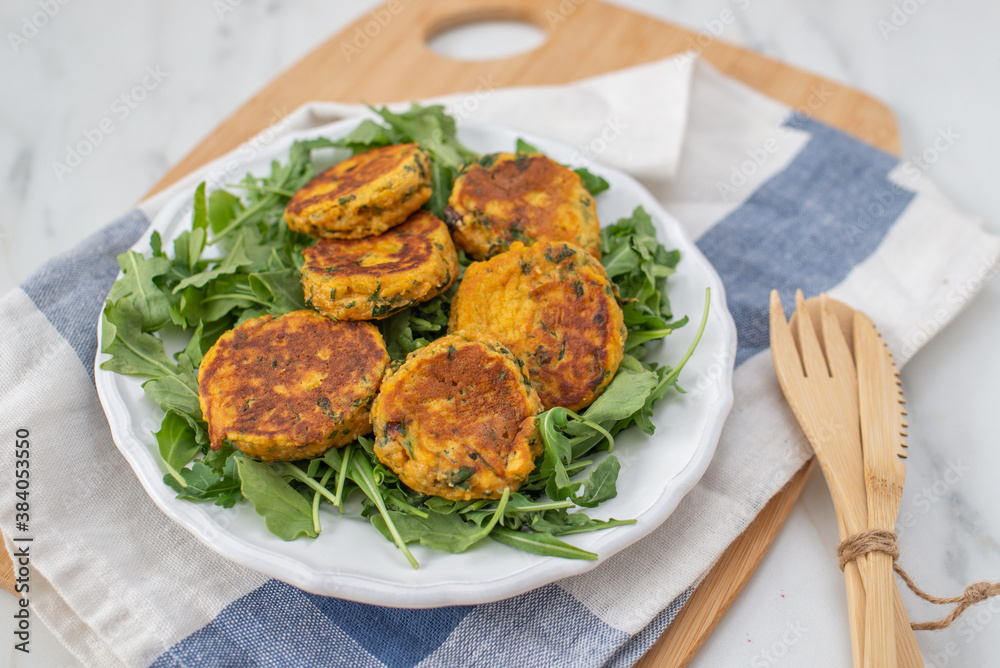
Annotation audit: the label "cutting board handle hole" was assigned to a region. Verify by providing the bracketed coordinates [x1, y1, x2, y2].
[426, 13, 548, 62]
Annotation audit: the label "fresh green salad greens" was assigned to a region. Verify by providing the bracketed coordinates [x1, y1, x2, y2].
[100, 104, 709, 568]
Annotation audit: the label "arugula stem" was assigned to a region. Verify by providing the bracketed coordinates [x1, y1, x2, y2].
[311, 465, 335, 534]
[351, 455, 419, 569]
[334, 443, 353, 511]
[226, 183, 296, 198]
[466, 488, 509, 543]
[199, 293, 270, 306]
[564, 460, 593, 474]
[626, 328, 682, 348]
[387, 494, 429, 519]
[211, 196, 274, 242]
[658, 287, 711, 390]
[281, 464, 339, 506]
[162, 459, 187, 486]
[555, 518, 637, 535]
[508, 500, 575, 513]
[571, 413, 616, 452]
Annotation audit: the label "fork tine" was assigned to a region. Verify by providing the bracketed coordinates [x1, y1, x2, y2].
[769, 290, 803, 381]
[795, 290, 830, 379]
[819, 294, 855, 380]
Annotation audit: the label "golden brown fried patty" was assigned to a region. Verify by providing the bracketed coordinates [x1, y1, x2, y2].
[198, 310, 390, 461]
[444, 152, 601, 260]
[449, 241, 625, 412]
[371, 332, 543, 501]
[285, 143, 432, 239]
[300, 210, 458, 321]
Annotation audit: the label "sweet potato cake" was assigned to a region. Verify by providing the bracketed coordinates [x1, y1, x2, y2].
[449, 241, 625, 412]
[371, 332, 543, 501]
[198, 310, 390, 461]
[443, 152, 601, 260]
[300, 210, 458, 321]
[285, 143, 432, 239]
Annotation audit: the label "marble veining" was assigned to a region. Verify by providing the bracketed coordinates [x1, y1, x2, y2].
[1, 1, 998, 666]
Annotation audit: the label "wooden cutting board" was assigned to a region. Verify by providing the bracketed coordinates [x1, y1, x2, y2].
[1, 0, 898, 664]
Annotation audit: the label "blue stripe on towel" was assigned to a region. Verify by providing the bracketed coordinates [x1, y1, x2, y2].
[150, 580, 385, 668]
[306, 593, 471, 666]
[696, 114, 915, 365]
[153, 581, 626, 668]
[418, 584, 628, 668]
[21, 209, 148, 380]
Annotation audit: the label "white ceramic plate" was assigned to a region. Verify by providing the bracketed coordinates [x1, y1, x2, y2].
[95, 118, 736, 608]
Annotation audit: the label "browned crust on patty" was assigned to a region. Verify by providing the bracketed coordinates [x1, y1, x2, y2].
[285, 143, 432, 239]
[198, 310, 390, 461]
[371, 332, 543, 501]
[445, 153, 601, 260]
[449, 241, 626, 412]
[300, 210, 458, 320]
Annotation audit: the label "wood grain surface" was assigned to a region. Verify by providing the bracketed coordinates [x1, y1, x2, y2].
[1, 0, 901, 663]
[148, 0, 898, 195]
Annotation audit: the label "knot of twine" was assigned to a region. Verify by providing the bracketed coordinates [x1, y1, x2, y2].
[837, 529, 1000, 631]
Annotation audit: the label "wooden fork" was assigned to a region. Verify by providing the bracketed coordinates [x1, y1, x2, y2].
[771, 292, 923, 668]
[791, 295, 923, 668]
[771, 290, 871, 667]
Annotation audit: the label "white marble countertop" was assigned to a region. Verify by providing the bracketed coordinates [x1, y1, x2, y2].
[1, 1, 998, 666]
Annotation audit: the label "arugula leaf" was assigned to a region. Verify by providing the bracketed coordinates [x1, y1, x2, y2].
[334, 119, 394, 154]
[191, 182, 209, 231]
[208, 189, 242, 235]
[372, 488, 509, 553]
[173, 233, 253, 292]
[372, 510, 485, 553]
[193, 274, 266, 324]
[100, 300, 178, 377]
[235, 456, 317, 540]
[574, 168, 610, 196]
[164, 458, 241, 508]
[142, 374, 201, 418]
[425, 160, 455, 218]
[155, 410, 201, 475]
[249, 269, 308, 314]
[515, 138, 539, 154]
[529, 509, 635, 536]
[371, 104, 476, 170]
[490, 527, 598, 560]
[172, 228, 208, 276]
[602, 206, 686, 362]
[180, 321, 206, 368]
[377, 292, 450, 360]
[563, 359, 657, 434]
[570, 456, 621, 508]
[106, 251, 174, 331]
[203, 442, 235, 473]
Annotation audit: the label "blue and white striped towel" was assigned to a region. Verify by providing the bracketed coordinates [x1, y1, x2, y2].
[1, 57, 997, 668]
